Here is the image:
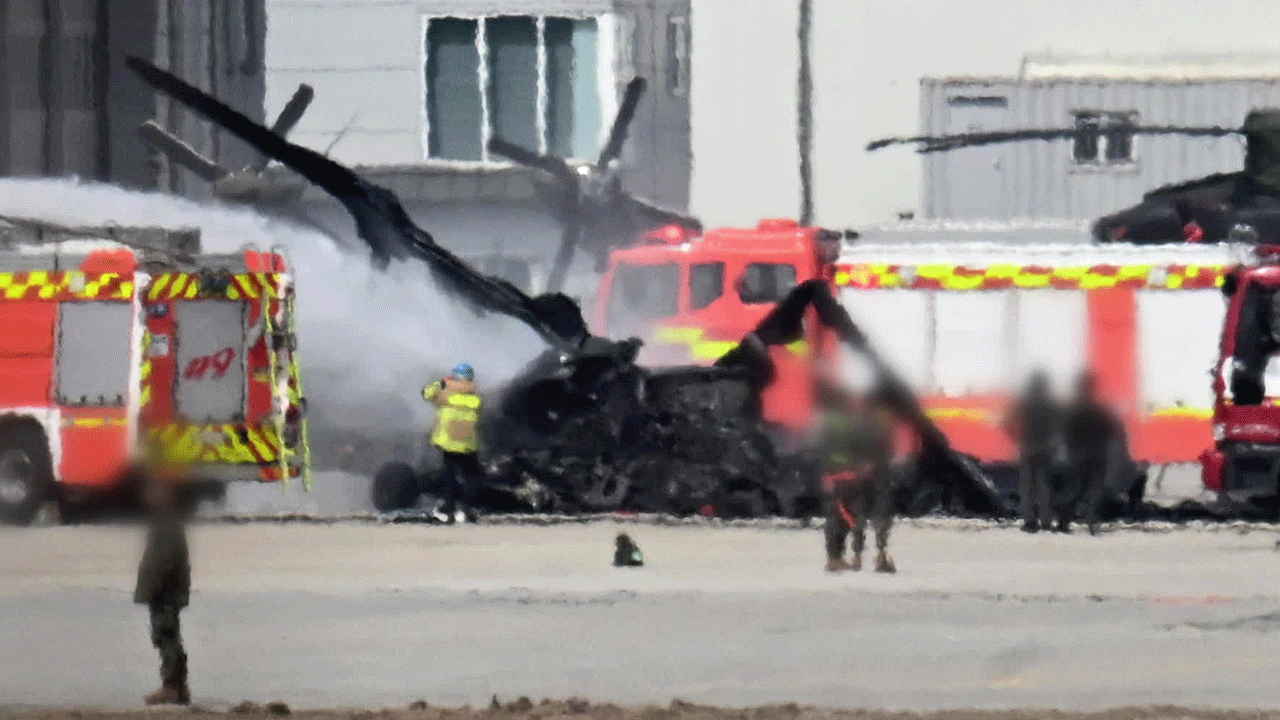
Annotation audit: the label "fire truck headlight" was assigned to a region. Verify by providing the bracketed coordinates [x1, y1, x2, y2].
[1212, 423, 1226, 442]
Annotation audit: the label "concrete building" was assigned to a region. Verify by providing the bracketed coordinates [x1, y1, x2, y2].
[688, 0, 1280, 229]
[0, 0, 265, 194]
[266, 0, 692, 294]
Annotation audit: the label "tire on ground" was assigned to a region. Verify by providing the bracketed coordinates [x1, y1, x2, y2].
[0, 420, 54, 526]
[372, 461, 420, 512]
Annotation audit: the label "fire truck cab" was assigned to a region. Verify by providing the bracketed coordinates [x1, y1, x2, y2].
[1202, 245, 1280, 503]
[591, 219, 842, 430]
[0, 217, 309, 525]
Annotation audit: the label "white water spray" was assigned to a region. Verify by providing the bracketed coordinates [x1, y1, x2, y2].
[0, 177, 550, 511]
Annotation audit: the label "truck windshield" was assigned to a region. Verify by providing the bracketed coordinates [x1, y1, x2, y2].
[1231, 282, 1280, 404]
[608, 262, 681, 337]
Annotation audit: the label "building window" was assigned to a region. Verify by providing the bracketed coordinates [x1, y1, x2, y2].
[1072, 111, 1136, 165]
[667, 15, 689, 96]
[424, 15, 602, 162]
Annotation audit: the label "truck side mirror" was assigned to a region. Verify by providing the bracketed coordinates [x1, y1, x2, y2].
[1221, 271, 1238, 298]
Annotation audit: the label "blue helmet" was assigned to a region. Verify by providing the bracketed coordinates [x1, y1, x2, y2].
[451, 363, 474, 381]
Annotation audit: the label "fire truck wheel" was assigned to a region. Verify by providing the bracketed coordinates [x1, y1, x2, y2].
[372, 461, 420, 513]
[0, 425, 53, 526]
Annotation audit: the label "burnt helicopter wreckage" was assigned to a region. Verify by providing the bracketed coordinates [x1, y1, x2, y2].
[486, 77, 703, 293]
[139, 81, 342, 240]
[127, 56, 1016, 519]
[868, 109, 1280, 245]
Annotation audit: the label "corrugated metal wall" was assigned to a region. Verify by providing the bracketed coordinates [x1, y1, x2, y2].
[1, 0, 108, 179]
[0, 0, 264, 192]
[616, 0, 692, 212]
[920, 78, 1280, 221]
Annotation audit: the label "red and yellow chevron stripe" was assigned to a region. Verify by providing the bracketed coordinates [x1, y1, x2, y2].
[146, 272, 281, 301]
[148, 422, 289, 471]
[834, 263, 1228, 291]
[0, 271, 133, 300]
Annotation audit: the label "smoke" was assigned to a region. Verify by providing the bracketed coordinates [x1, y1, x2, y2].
[0, 176, 548, 438]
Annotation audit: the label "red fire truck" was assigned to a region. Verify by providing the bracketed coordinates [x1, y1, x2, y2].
[1201, 244, 1280, 504]
[592, 219, 840, 434]
[592, 219, 1241, 500]
[0, 217, 309, 525]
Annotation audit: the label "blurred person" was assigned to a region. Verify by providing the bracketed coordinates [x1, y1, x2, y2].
[817, 381, 897, 573]
[424, 362, 483, 524]
[1061, 370, 1124, 535]
[1003, 370, 1061, 534]
[131, 439, 192, 705]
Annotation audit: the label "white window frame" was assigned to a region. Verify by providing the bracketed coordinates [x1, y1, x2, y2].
[666, 14, 689, 97]
[419, 11, 619, 166]
[1069, 110, 1139, 171]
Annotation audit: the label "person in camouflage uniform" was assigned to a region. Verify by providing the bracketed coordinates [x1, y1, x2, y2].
[1061, 370, 1124, 535]
[817, 382, 897, 573]
[1003, 370, 1062, 534]
[132, 441, 192, 706]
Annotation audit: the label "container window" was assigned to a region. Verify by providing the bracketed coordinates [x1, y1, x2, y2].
[1073, 111, 1136, 165]
[947, 95, 1008, 107]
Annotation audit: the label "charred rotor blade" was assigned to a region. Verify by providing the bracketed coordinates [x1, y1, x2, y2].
[137, 120, 228, 181]
[866, 124, 1243, 154]
[545, 221, 581, 294]
[270, 84, 314, 137]
[487, 137, 579, 185]
[126, 55, 586, 351]
[597, 77, 647, 170]
[624, 195, 702, 233]
[250, 83, 315, 172]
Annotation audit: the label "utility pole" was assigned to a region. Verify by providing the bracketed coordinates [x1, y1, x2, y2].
[797, 0, 814, 225]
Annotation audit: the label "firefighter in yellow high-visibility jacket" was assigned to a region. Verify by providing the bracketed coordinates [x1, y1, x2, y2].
[424, 363, 483, 524]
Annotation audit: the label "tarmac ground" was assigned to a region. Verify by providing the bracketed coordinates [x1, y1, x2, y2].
[1, 518, 1279, 715]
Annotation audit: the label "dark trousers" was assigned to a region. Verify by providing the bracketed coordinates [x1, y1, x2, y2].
[1018, 453, 1054, 528]
[440, 451, 481, 515]
[149, 603, 187, 687]
[1061, 457, 1108, 530]
[824, 477, 893, 558]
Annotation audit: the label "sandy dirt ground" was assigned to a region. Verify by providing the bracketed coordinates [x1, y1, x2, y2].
[1, 520, 1278, 715]
[4, 702, 1280, 720]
